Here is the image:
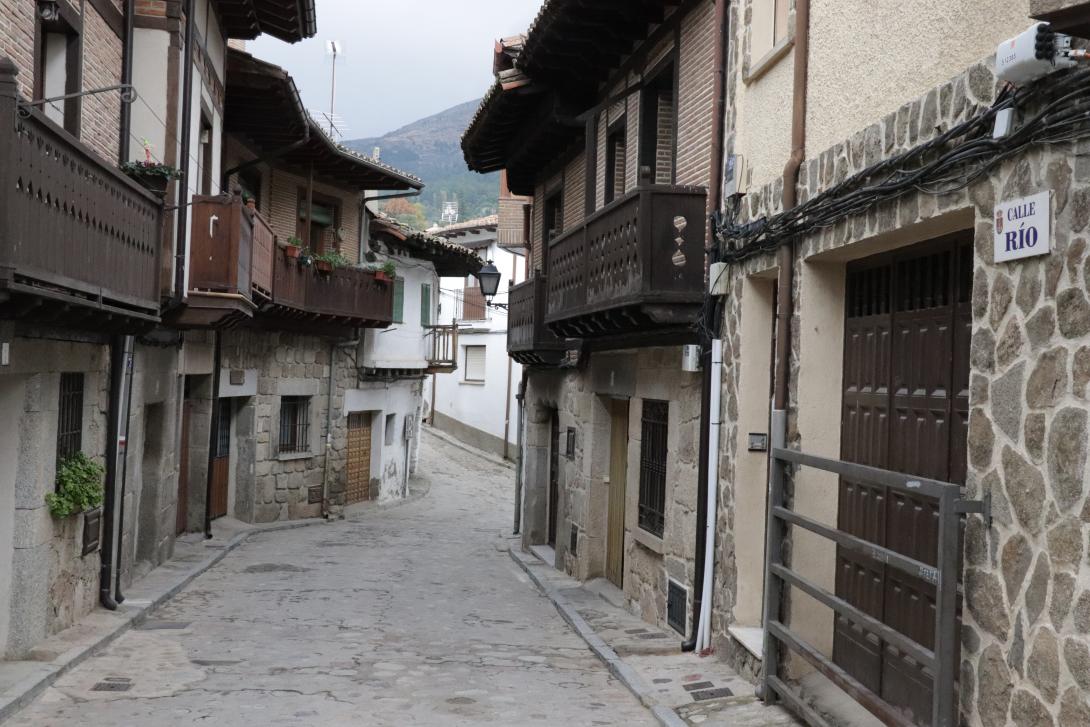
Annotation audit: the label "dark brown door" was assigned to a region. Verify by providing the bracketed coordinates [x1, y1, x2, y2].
[548, 411, 560, 547]
[177, 402, 191, 534]
[345, 413, 372, 505]
[834, 233, 972, 725]
[210, 398, 231, 520]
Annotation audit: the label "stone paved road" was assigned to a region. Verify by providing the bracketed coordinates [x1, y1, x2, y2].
[9, 430, 654, 726]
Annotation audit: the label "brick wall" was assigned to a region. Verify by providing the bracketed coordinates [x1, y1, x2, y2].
[655, 89, 676, 184]
[531, 185, 544, 274]
[0, 0, 36, 100]
[675, 0, 717, 189]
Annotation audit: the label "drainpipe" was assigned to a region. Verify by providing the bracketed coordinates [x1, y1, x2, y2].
[684, 0, 729, 653]
[203, 330, 221, 539]
[513, 371, 527, 535]
[118, 0, 134, 164]
[99, 335, 126, 610]
[171, 0, 197, 307]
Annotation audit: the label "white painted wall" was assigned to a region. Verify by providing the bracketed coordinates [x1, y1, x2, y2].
[344, 379, 424, 501]
[362, 254, 440, 370]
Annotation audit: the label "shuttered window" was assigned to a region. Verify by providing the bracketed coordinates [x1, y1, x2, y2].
[392, 278, 405, 323]
[464, 346, 486, 382]
[420, 284, 432, 326]
[638, 399, 669, 537]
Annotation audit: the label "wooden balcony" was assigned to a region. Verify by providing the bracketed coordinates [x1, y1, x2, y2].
[425, 324, 458, 374]
[261, 250, 393, 332]
[545, 184, 707, 341]
[0, 81, 162, 332]
[507, 276, 566, 366]
[171, 195, 274, 328]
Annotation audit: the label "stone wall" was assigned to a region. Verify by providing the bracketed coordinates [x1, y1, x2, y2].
[522, 347, 701, 634]
[714, 53, 1090, 725]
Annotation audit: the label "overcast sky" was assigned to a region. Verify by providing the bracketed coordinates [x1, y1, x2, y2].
[250, 0, 541, 140]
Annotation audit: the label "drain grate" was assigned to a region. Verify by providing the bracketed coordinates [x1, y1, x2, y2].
[91, 677, 132, 692]
[137, 620, 192, 630]
[691, 687, 734, 701]
[683, 681, 714, 692]
[667, 580, 688, 635]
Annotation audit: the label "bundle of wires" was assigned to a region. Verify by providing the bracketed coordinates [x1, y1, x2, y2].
[717, 66, 1090, 263]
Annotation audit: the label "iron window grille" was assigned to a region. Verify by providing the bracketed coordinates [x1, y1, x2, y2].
[56, 372, 84, 463]
[638, 399, 669, 538]
[279, 396, 311, 454]
[215, 398, 232, 458]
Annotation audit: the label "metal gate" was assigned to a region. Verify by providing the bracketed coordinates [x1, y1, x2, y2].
[209, 398, 231, 520]
[345, 412, 372, 505]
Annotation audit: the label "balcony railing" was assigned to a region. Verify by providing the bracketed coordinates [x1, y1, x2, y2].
[425, 324, 458, 374]
[545, 184, 707, 339]
[507, 276, 566, 365]
[0, 69, 162, 329]
[267, 250, 393, 328]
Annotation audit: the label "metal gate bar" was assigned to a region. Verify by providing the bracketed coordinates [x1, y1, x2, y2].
[759, 411, 989, 727]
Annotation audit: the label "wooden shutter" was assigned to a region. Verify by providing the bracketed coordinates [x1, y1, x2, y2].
[393, 278, 405, 323]
[464, 346, 487, 381]
[420, 284, 431, 326]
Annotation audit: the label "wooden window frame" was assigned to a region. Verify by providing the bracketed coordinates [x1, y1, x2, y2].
[34, 0, 83, 138]
[463, 345, 487, 383]
[638, 56, 677, 185]
[745, 0, 794, 83]
[604, 116, 627, 204]
[296, 188, 342, 254]
[419, 283, 432, 327]
[392, 278, 405, 323]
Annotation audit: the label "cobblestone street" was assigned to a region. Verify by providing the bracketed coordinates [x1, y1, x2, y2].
[8, 431, 653, 726]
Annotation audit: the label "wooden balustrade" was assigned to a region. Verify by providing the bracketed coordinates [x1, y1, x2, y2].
[544, 184, 707, 339]
[268, 251, 393, 328]
[424, 324, 458, 373]
[507, 276, 566, 365]
[0, 70, 162, 328]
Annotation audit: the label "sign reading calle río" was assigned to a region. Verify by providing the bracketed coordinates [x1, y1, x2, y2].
[994, 191, 1051, 263]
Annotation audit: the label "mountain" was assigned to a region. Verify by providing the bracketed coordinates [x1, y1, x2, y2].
[344, 99, 498, 227]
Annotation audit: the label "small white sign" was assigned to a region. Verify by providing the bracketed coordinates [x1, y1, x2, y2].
[995, 191, 1051, 263]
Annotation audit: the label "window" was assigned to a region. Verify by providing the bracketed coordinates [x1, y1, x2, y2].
[36, 6, 82, 136]
[543, 191, 564, 243]
[464, 345, 486, 382]
[297, 193, 340, 253]
[605, 120, 627, 204]
[420, 283, 432, 327]
[392, 278, 405, 323]
[199, 112, 214, 195]
[750, 0, 790, 69]
[238, 167, 262, 210]
[384, 413, 397, 446]
[214, 398, 232, 458]
[638, 399, 669, 537]
[278, 396, 311, 454]
[56, 372, 84, 463]
[640, 62, 676, 186]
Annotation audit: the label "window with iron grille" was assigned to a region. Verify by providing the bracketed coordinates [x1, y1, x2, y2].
[56, 372, 84, 464]
[278, 396, 311, 454]
[638, 399, 669, 537]
[215, 398, 232, 458]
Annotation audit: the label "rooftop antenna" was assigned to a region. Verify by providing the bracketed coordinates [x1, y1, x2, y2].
[326, 40, 342, 138]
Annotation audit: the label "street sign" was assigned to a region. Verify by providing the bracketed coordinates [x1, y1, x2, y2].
[994, 191, 1051, 263]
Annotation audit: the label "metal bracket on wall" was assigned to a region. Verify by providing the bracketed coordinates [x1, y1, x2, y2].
[956, 491, 993, 530]
[17, 83, 137, 119]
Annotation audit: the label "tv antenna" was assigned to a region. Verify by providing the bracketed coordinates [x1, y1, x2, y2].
[326, 40, 342, 137]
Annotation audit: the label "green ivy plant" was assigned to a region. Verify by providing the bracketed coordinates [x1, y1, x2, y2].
[46, 453, 105, 519]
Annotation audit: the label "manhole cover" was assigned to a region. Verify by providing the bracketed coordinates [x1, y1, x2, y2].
[137, 620, 192, 630]
[691, 687, 734, 701]
[91, 677, 132, 692]
[683, 681, 714, 692]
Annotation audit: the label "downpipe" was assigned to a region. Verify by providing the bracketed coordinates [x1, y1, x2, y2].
[695, 339, 723, 653]
[203, 330, 221, 539]
[99, 336, 127, 610]
[168, 0, 197, 311]
[513, 371, 527, 535]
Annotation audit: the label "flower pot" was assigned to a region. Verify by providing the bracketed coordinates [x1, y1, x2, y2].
[129, 171, 170, 197]
[375, 271, 392, 283]
[284, 245, 302, 260]
[82, 506, 102, 556]
[315, 260, 334, 274]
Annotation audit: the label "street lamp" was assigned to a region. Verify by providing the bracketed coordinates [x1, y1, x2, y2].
[475, 260, 506, 309]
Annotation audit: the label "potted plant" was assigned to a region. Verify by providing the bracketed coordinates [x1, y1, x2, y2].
[375, 260, 396, 283]
[120, 140, 180, 197]
[47, 452, 105, 525]
[313, 250, 350, 274]
[284, 236, 304, 260]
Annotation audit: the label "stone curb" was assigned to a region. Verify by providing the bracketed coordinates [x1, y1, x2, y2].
[508, 548, 689, 727]
[422, 425, 515, 471]
[0, 516, 329, 724]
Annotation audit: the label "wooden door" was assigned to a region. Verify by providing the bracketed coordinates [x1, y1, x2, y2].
[606, 399, 629, 588]
[345, 413, 372, 505]
[834, 233, 972, 725]
[176, 401, 191, 534]
[209, 398, 231, 520]
[548, 411, 560, 547]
